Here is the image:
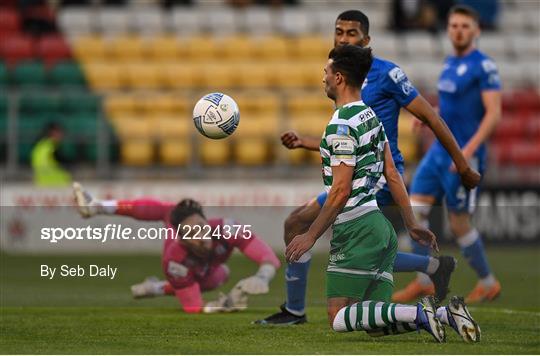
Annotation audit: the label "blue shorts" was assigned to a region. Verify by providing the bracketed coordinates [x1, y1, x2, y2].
[410, 147, 483, 213]
[316, 185, 395, 208]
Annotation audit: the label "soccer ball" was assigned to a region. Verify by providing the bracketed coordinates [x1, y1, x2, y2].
[192, 93, 240, 139]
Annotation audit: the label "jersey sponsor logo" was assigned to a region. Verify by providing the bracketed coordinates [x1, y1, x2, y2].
[457, 63, 468, 76]
[336, 124, 349, 136]
[332, 137, 355, 155]
[481, 59, 498, 73]
[388, 67, 407, 83]
[358, 108, 375, 123]
[167, 261, 188, 278]
[400, 80, 414, 95]
[488, 73, 501, 85]
[438, 79, 457, 93]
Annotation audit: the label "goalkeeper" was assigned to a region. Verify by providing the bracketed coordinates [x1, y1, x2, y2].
[72, 182, 281, 314]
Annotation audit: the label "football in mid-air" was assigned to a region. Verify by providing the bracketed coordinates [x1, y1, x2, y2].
[192, 93, 240, 139]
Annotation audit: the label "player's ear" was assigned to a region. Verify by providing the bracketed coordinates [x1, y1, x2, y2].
[361, 35, 371, 47]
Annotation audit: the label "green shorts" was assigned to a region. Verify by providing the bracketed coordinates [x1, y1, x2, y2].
[326, 210, 397, 299]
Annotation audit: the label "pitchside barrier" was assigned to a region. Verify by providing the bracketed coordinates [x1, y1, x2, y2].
[1, 181, 539, 254]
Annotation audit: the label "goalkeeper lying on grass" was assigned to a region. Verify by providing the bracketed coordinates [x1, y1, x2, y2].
[73, 182, 281, 314]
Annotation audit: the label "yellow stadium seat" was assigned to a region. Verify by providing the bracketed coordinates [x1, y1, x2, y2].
[199, 139, 230, 165]
[289, 116, 327, 137]
[302, 61, 326, 88]
[201, 62, 236, 89]
[161, 62, 201, 89]
[273, 62, 308, 89]
[159, 140, 191, 166]
[220, 35, 253, 59]
[72, 35, 107, 61]
[294, 35, 331, 61]
[124, 62, 161, 89]
[237, 62, 271, 89]
[235, 93, 280, 116]
[234, 137, 269, 165]
[121, 140, 154, 166]
[155, 117, 191, 138]
[83, 62, 124, 91]
[255, 36, 290, 59]
[184, 36, 218, 60]
[111, 117, 152, 139]
[235, 115, 278, 138]
[287, 94, 333, 116]
[105, 94, 137, 119]
[287, 149, 305, 165]
[147, 35, 182, 60]
[138, 95, 190, 117]
[109, 36, 146, 61]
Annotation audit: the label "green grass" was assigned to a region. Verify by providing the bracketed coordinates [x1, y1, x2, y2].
[1, 247, 539, 354]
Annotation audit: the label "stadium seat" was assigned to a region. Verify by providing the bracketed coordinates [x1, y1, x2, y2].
[0, 61, 7, 87]
[478, 33, 511, 59]
[138, 94, 189, 117]
[404, 33, 440, 59]
[112, 116, 152, 141]
[237, 62, 272, 89]
[200, 62, 235, 88]
[234, 115, 278, 138]
[63, 113, 97, 140]
[105, 94, 137, 119]
[147, 35, 182, 60]
[19, 93, 61, 114]
[289, 116, 328, 136]
[120, 140, 154, 166]
[161, 62, 199, 89]
[277, 8, 311, 35]
[234, 93, 280, 116]
[36, 35, 72, 66]
[0, 8, 20, 34]
[97, 8, 130, 35]
[294, 35, 331, 61]
[512, 34, 540, 60]
[109, 36, 146, 61]
[62, 92, 100, 115]
[369, 33, 399, 61]
[0, 35, 35, 65]
[72, 35, 107, 62]
[124, 62, 160, 89]
[170, 7, 205, 35]
[199, 139, 230, 165]
[220, 35, 253, 59]
[273, 62, 309, 88]
[10, 60, 47, 87]
[243, 7, 274, 35]
[49, 60, 86, 87]
[58, 7, 95, 36]
[255, 36, 290, 59]
[159, 139, 191, 166]
[83, 62, 124, 91]
[184, 36, 219, 60]
[234, 137, 269, 165]
[287, 94, 333, 117]
[205, 6, 239, 34]
[129, 6, 165, 35]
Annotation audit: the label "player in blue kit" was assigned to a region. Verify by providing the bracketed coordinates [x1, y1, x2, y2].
[395, 5, 502, 304]
[255, 10, 481, 325]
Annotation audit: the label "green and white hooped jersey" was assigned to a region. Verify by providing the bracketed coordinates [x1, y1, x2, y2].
[320, 101, 388, 225]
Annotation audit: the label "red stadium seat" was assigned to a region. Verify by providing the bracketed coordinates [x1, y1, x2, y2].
[0, 34, 35, 66]
[0, 8, 21, 33]
[513, 89, 540, 111]
[36, 35, 72, 66]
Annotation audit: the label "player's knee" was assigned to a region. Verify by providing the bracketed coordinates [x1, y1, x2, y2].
[448, 213, 472, 237]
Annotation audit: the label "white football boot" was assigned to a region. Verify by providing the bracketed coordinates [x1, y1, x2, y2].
[131, 276, 161, 299]
[446, 296, 481, 342]
[73, 182, 100, 218]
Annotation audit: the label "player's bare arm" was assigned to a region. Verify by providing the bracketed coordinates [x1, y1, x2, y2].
[405, 95, 481, 189]
[280, 131, 320, 151]
[462, 90, 502, 159]
[286, 163, 353, 262]
[382, 142, 438, 252]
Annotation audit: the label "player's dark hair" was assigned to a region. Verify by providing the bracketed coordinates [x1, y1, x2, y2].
[328, 44, 373, 88]
[336, 10, 370, 35]
[169, 199, 205, 227]
[448, 4, 480, 24]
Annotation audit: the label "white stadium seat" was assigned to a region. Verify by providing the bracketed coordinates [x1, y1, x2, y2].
[243, 7, 275, 35]
[277, 7, 312, 35]
[404, 32, 440, 59]
[170, 7, 205, 35]
[129, 7, 166, 35]
[205, 6, 239, 35]
[97, 8, 131, 35]
[477, 33, 512, 59]
[512, 35, 540, 61]
[369, 33, 399, 61]
[58, 8, 95, 36]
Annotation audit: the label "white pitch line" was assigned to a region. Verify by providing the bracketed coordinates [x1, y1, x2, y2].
[469, 307, 540, 317]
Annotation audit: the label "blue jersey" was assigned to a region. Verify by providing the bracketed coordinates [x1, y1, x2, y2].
[362, 57, 419, 174]
[435, 49, 501, 166]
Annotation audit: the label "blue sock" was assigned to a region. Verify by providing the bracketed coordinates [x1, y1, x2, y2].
[411, 239, 431, 256]
[393, 252, 430, 273]
[459, 229, 491, 278]
[285, 252, 311, 315]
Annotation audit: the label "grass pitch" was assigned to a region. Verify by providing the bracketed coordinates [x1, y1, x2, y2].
[1, 247, 539, 354]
